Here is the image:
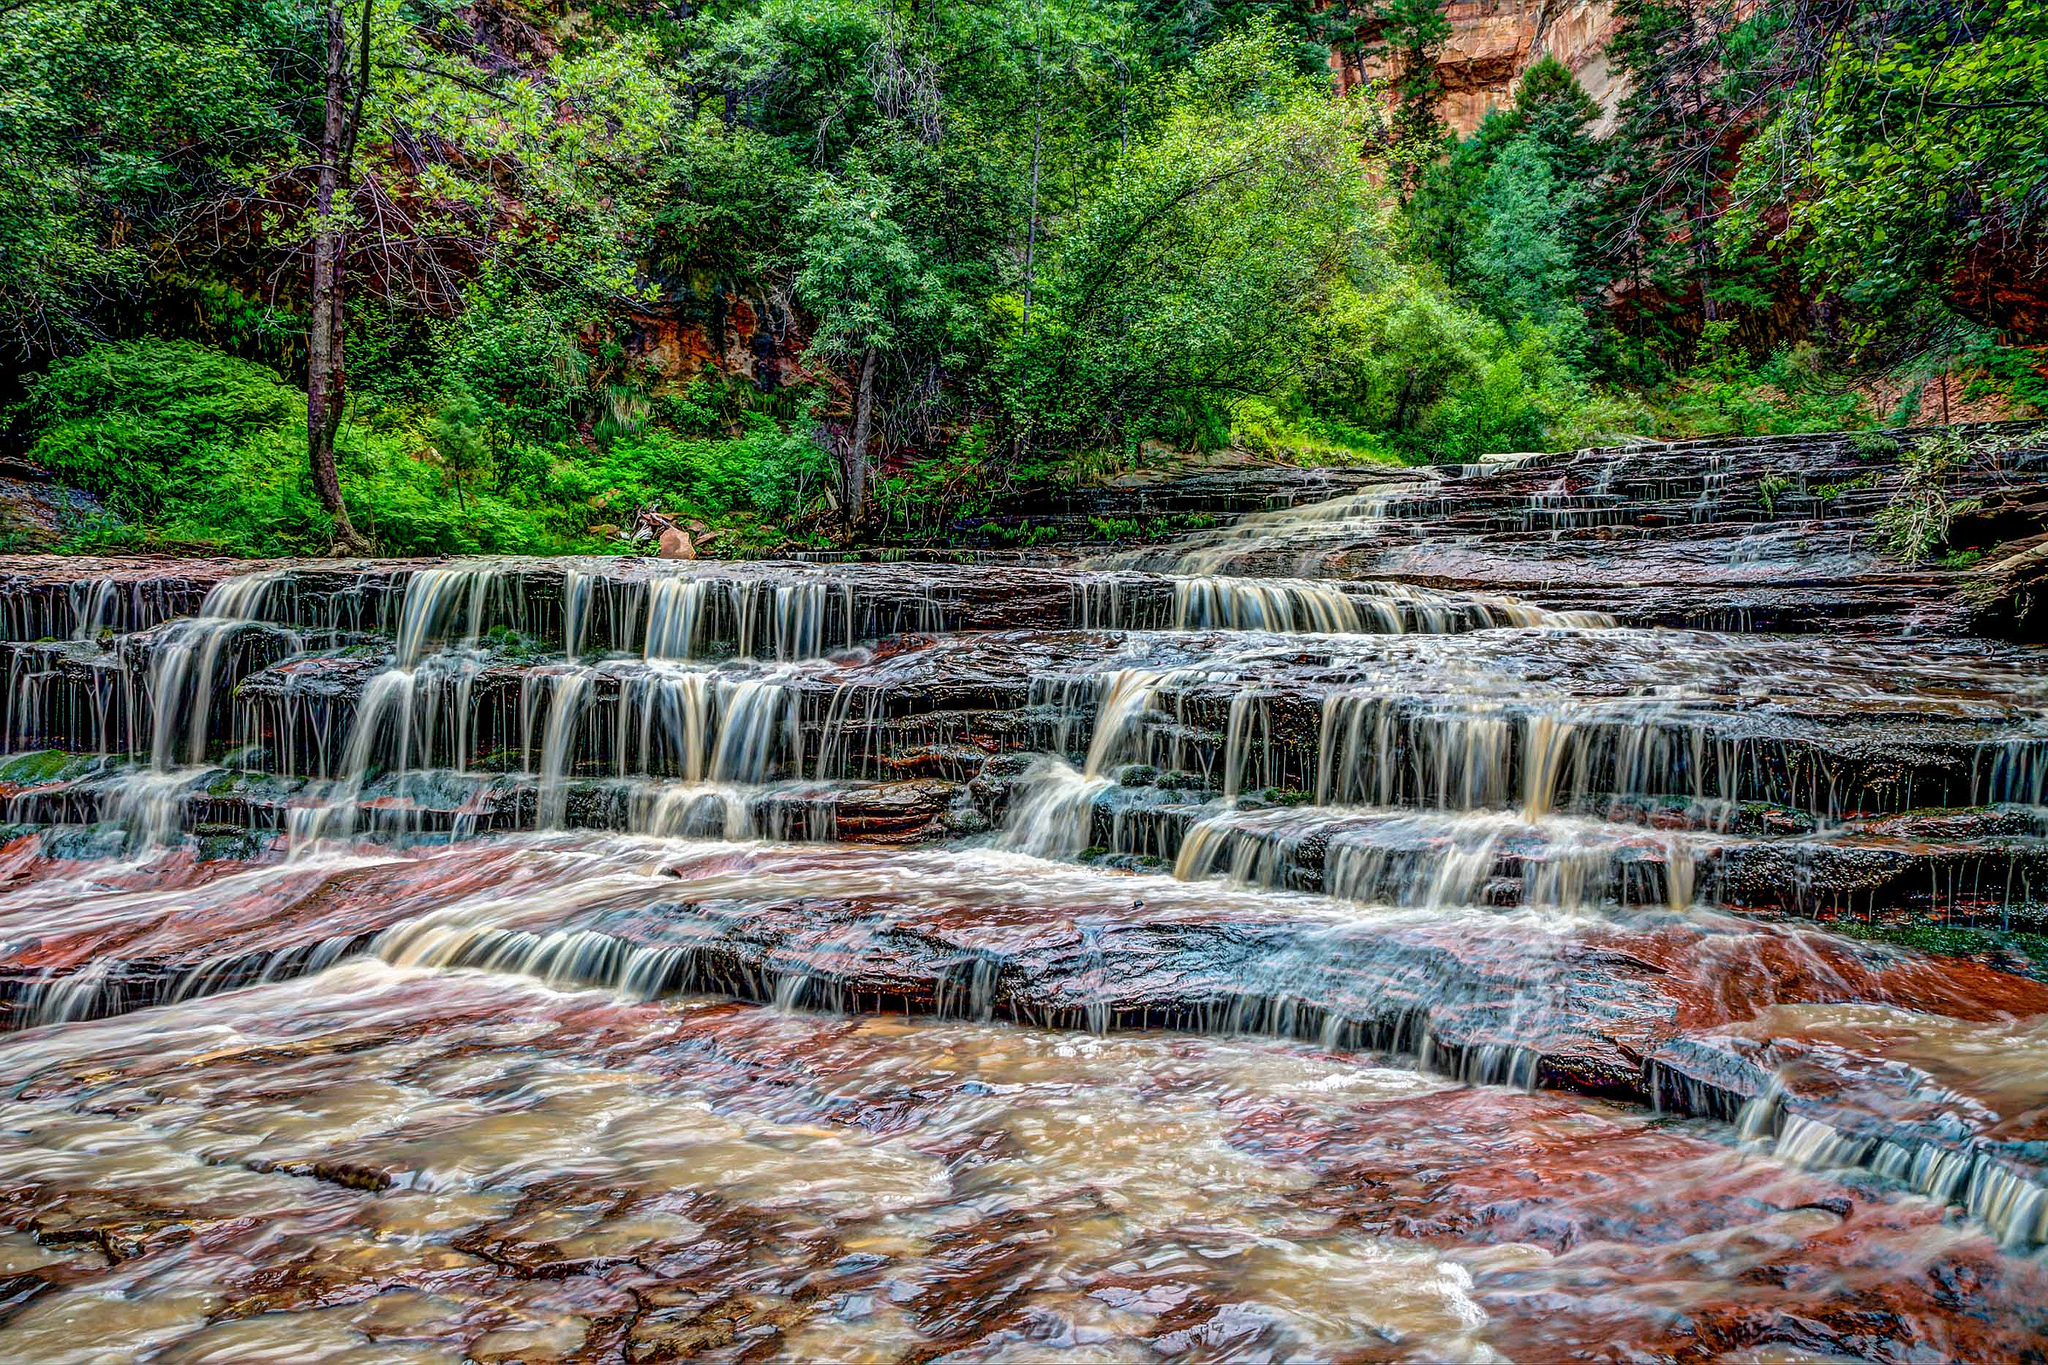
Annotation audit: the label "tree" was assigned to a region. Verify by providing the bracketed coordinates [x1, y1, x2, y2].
[1725, 0, 2048, 344]
[1365, 0, 1451, 189]
[305, 0, 373, 553]
[2, 0, 674, 548]
[1399, 57, 1605, 349]
[1511, 55, 1602, 176]
[1462, 140, 1591, 353]
[279, 0, 671, 552]
[0, 0, 294, 358]
[795, 161, 958, 523]
[1004, 23, 1374, 454]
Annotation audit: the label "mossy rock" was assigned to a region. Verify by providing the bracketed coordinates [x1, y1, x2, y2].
[0, 751, 107, 785]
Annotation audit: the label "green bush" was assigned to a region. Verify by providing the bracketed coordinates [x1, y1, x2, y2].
[1297, 274, 1605, 461]
[23, 339, 300, 513]
[435, 274, 595, 444]
[571, 414, 834, 522]
[24, 339, 834, 557]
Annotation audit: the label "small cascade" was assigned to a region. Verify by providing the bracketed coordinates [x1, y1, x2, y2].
[143, 570, 294, 770]
[642, 576, 857, 661]
[1087, 482, 1434, 575]
[1733, 1071, 2048, 1250]
[534, 668, 597, 827]
[102, 766, 204, 848]
[1173, 807, 1697, 912]
[997, 670, 1175, 859]
[68, 579, 118, 641]
[1315, 692, 1764, 821]
[1075, 574, 1616, 635]
[392, 563, 515, 666]
[285, 567, 514, 846]
[44, 569, 301, 850]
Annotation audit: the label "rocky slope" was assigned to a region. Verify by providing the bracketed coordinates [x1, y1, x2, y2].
[0, 425, 2046, 1358]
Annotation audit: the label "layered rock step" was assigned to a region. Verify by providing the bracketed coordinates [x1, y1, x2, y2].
[7, 620, 2047, 928]
[1, 752, 967, 848]
[6, 832, 2047, 1248]
[196, 628, 2048, 808]
[1085, 423, 2048, 636]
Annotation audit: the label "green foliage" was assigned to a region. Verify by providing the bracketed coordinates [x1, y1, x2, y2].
[1295, 273, 1600, 460]
[0, 0, 297, 354]
[1003, 24, 1373, 456]
[8, 0, 2044, 550]
[1876, 432, 1986, 562]
[1630, 334, 1876, 438]
[575, 417, 835, 523]
[22, 339, 832, 556]
[23, 340, 300, 513]
[796, 152, 986, 371]
[1230, 396, 1406, 465]
[1458, 140, 1591, 359]
[1367, 0, 1452, 184]
[434, 275, 597, 446]
[1728, 0, 2048, 338]
[1755, 471, 1795, 513]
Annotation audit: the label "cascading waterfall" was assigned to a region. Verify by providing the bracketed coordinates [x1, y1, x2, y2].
[1171, 807, 1697, 912]
[641, 574, 867, 661]
[1076, 574, 1617, 635]
[997, 669, 1182, 859]
[69, 579, 117, 641]
[9, 418, 2048, 1312]
[288, 566, 521, 847]
[144, 570, 292, 770]
[1003, 662, 1735, 914]
[1088, 484, 1433, 576]
[72, 569, 298, 847]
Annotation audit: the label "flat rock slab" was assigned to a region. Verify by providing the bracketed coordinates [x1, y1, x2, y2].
[9, 835, 2043, 1112]
[0, 965, 2041, 1363]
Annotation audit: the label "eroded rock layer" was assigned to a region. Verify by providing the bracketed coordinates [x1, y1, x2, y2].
[1, 426, 2046, 1359]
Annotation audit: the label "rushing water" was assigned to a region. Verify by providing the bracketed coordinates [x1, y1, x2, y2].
[1, 438, 2047, 1359]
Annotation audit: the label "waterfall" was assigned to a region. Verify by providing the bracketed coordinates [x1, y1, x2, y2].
[143, 570, 292, 770]
[1084, 484, 1429, 576]
[1076, 574, 1617, 634]
[10, 425, 2048, 1300]
[69, 579, 117, 641]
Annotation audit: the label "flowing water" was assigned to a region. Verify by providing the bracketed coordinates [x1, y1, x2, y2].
[1, 433, 2047, 1361]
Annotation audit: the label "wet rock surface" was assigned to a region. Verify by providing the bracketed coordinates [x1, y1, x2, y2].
[1, 426, 2047, 1358]
[1, 965, 2045, 1364]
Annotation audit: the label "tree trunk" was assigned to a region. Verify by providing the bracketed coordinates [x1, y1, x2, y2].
[1022, 0, 1043, 331]
[309, 0, 372, 556]
[843, 346, 878, 531]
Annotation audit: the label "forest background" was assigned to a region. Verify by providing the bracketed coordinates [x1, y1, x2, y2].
[1, 0, 2042, 556]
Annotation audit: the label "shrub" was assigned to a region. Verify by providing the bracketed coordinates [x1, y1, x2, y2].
[1876, 432, 1983, 562]
[23, 339, 300, 513]
[575, 415, 833, 522]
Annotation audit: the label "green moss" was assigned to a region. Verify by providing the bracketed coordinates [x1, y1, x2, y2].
[1825, 918, 2048, 982]
[0, 750, 98, 785]
[1813, 470, 1881, 500]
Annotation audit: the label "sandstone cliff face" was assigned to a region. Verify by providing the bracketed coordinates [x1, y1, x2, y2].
[1335, 0, 1624, 138]
[623, 272, 805, 393]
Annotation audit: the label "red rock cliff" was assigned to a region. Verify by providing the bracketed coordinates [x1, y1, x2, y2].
[1334, 0, 1624, 137]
